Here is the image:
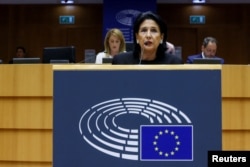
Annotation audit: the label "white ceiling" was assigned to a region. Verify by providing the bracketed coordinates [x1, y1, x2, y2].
[1, 0, 250, 4]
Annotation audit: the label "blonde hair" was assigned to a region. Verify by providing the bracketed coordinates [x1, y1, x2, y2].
[104, 28, 126, 55]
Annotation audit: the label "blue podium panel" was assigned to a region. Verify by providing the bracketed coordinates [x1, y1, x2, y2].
[53, 67, 221, 167]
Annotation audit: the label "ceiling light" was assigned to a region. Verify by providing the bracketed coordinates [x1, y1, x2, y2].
[61, 0, 74, 4]
[193, 0, 206, 3]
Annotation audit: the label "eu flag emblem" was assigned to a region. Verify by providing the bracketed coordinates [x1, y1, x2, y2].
[140, 125, 193, 161]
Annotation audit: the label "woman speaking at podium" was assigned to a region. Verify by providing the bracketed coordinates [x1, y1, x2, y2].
[112, 11, 183, 65]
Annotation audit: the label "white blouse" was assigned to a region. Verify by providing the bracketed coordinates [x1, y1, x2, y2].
[95, 52, 113, 64]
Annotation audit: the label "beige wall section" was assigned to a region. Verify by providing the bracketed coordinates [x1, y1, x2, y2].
[222, 65, 250, 97]
[0, 130, 52, 161]
[0, 162, 51, 167]
[0, 65, 249, 166]
[222, 131, 250, 150]
[0, 65, 53, 166]
[0, 64, 53, 96]
[222, 99, 250, 130]
[222, 65, 250, 150]
[0, 98, 52, 129]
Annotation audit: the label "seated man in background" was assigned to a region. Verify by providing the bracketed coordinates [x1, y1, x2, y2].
[9, 46, 26, 64]
[15, 46, 26, 58]
[186, 37, 224, 64]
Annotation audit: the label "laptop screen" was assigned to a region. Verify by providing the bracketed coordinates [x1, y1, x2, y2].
[13, 57, 41, 64]
[102, 57, 113, 64]
[193, 58, 222, 64]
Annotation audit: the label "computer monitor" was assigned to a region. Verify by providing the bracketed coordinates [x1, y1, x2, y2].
[13, 57, 41, 64]
[42, 46, 75, 64]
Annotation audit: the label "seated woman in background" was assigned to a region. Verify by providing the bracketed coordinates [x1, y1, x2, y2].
[112, 11, 182, 64]
[95, 28, 126, 64]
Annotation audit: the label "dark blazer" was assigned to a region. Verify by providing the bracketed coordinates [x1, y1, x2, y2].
[112, 51, 183, 64]
[186, 54, 224, 64]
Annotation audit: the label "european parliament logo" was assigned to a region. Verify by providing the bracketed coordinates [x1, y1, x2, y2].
[79, 98, 193, 161]
[116, 9, 141, 26]
[140, 125, 193, 161]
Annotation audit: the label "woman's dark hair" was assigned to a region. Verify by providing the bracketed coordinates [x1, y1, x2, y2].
[132, 11, 168, 59]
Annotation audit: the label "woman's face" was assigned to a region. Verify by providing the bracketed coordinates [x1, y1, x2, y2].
[136, 19, 163, 53]
[108, 34, 121, 54]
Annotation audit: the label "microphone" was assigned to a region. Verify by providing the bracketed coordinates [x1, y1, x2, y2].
[139, 40, 150, 64]
[139, 45, 144, 64]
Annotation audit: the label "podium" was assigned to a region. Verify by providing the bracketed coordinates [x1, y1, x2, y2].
[53, 65, 222, 167]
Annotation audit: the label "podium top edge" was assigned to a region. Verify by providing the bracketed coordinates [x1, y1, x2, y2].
[52, 64, 222, 70]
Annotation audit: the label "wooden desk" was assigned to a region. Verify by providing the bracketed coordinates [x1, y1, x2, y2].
[0, 64, 52, 167]
[0, 64, 249, 167]
[222, 65, 250, 150]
